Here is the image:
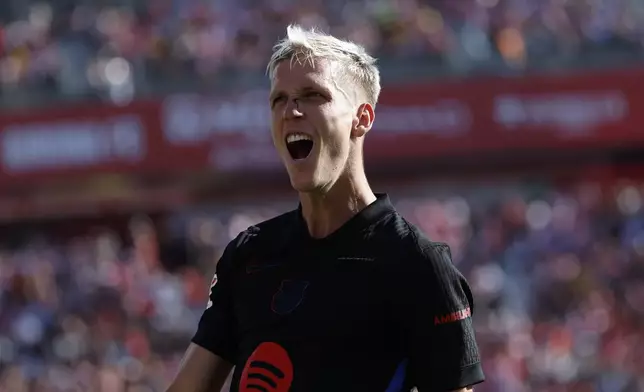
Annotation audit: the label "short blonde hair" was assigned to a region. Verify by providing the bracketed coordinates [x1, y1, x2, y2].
[267, 24, 381, 106]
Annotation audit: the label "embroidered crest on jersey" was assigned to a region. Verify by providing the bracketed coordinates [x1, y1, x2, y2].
[271, 280, 309, 315]
[240, 342, 293, 392]
[206, 273, 218, 310]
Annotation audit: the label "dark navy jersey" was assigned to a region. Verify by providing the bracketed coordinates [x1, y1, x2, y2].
[192, 194, 485, 391]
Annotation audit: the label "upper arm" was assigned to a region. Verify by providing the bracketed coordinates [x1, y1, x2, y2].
[167, 239, 241, 391]
[166, 343, 233, 392]
[404, 242, 485, 391]
[191, 240, 239, 362]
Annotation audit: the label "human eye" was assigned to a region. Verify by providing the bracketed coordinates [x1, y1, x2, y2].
[304, 91, 324, 98]
[270, 94, 286, 108]
[300, 89, 329, 103]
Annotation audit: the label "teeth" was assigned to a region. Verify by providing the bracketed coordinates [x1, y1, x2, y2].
[286, 133, 312, 144]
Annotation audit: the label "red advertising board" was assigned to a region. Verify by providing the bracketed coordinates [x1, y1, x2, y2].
[1, 67, 644, 185]
[0, 100, 164, 185]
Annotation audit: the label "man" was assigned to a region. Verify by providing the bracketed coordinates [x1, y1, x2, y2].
[166, 24, 484, 392]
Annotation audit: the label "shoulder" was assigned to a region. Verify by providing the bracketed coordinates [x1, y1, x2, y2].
[407, 226, 454, 271]
[219, 209, 298, 268]
[383, 214, 462, 287]
[383, 213, 453, 270]
[238, 209, 298, 248]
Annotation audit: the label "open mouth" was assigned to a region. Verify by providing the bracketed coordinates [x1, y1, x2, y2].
[285, 133, 314, 161]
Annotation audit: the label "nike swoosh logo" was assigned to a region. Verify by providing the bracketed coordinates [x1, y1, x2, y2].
[245, 262, 282, 274]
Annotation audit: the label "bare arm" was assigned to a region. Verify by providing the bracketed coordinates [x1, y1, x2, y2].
[166, 343, 234, 392]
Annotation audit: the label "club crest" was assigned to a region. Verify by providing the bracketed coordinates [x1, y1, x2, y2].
[271, 279, 309, 315]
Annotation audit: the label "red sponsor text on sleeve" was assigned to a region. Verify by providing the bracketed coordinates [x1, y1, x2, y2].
[434, 307, 471, 325]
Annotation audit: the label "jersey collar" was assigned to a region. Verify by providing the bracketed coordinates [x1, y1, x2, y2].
[294, 193, 395, 244]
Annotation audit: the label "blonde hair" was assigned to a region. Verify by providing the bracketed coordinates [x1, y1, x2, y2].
[267, 24, 381, 106]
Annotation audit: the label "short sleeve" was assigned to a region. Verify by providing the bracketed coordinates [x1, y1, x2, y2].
[191, 240, 238, 363]
[405, 243, 485, 391]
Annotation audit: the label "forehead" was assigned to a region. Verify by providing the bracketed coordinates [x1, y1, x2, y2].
[270, 59, 335, 91]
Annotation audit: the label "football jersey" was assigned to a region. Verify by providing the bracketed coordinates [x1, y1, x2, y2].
[193, 194, 485, 391]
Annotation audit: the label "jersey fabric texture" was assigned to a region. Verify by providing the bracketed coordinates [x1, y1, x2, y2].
[192, 194, 485, 392]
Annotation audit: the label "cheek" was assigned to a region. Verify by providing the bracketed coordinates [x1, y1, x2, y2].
[270, 116, 281, 145]
[325, 121, 353, 160]
[321, 104, 353, 134]
[327, 112, 354, 148]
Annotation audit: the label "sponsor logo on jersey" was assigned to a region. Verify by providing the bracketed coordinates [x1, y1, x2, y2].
[239, 342, 293, 392]
[434, 307, 471, 325]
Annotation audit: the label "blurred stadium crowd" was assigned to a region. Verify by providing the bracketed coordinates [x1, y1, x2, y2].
[1, 180, 644, 391]
[0, 0, 643, 106]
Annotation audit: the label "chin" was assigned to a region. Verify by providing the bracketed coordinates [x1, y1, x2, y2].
[283, 160, 316, 193]
[289, 176, 319, 193]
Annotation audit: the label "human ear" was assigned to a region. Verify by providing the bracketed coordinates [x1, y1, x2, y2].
[352, 103, 374, 138]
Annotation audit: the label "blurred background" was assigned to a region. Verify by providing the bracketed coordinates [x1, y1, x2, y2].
[0, 0, 643, 391]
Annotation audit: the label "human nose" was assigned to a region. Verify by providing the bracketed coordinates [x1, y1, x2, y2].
[283, 98, 303, 120]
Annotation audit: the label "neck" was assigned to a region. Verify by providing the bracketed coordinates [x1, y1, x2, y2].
[299, 169, 376, 239]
